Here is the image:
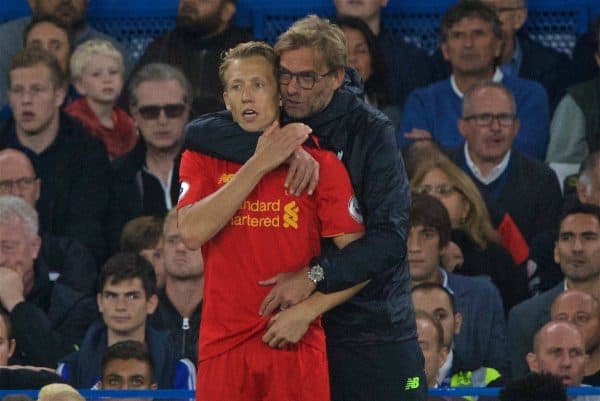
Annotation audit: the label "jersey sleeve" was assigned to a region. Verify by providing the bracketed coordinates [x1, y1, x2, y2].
[311, 149, 365, 237]
[177, 150, 216, 209]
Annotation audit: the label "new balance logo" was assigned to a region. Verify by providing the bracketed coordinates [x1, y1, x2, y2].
[405, 377, 420, 390]
[218, 173, 234, 184]
[283, 201, 299, 229]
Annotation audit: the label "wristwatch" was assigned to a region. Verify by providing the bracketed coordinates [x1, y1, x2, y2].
[307, 263, 325, 286]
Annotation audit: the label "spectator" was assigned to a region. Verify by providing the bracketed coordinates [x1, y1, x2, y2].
[432, 0, 570, 111]
[499, 372, 567, 401]
[0, 309, 65, 389]
[334, 0, 434, 110]
[129, 0, 252, 118]
[0, 0, 132, 107]
[120, 216, 165, 289]
[546, 17, 600, 181]
[413, 284, 502, 388]
[449, 81, 562, 247]
[526, 321, 594, 401]
[0, 149, 97, 295]
[150, 209, 202, 363]
[110, 63, 191, 243]
[409, 193, 508, 375]
[66, 39, 137, 160]
[398, 0, 550, 161]
[98, 340, 157, 390]
[410, 156, 529, 312]
[58, 252, 195, 389]
[0, 196, 98, 368]
[337, 16, 400, 129]
[551, 290, 600, 386]
[0, 15, 76, 121]
[0, 48, 112, 264]
[415, 310, 449, 388]
[508, 204, 600, 379]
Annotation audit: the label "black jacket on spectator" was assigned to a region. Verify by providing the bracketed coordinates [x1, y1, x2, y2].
[184, 68, 415, 345]
[127, 26, 252, 119]
[9, 259, 99, 368]
[449, 148, 563, 246]
[109, 139, 181, 246]
[150, 289, 201, 363]
[377, 28, 434, 109]
[0, 112, 112, 264]
[41, 234, 98, 296]
[450, 229, 529, 314]
[0, 368, 65, 389]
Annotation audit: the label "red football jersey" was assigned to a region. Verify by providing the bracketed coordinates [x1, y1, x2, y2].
[178, 146, 364, 361]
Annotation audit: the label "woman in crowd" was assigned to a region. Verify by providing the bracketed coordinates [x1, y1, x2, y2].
[410, 156, 529, 313]
[337, 16, 400, 129]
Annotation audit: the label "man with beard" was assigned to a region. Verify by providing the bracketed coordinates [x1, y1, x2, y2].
[129, 0, 252, 119]
[150, 209, 203, 363]
[0, 0, 132, 107]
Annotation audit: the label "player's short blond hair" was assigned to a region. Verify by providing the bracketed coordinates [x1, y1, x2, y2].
[70, 39, 123, 80]
[38, 384, 85, 401]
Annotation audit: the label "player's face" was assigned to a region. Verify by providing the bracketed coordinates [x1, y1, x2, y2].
[279, 47, 342, 120]
[75, 54, 123, 105]
[25, 22, 70, 74]
[98, 278, 158, 337]
[162, 217, 204, 280]
[101, 358, 157, 390]
[554, 214, 600, 284]
[131, 79, 190, 153]
[441, 17, 501, 75]
[8, 64, 65, 138]
[342, 26, 373, 82]
[408, 225, 442, 284]
[223, 56, 280, 132]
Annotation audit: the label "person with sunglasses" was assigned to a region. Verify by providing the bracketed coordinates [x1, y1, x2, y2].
[111, 63, 191, 250]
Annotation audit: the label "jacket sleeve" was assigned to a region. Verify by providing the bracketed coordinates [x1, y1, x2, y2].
[482, 280, 509, 375]
[515, 82, 550, 160]
[396, 89, 431, 149]
[316, 119, 411, 293]
[10, 293, 98, 368]
[184, 111, 258, 163]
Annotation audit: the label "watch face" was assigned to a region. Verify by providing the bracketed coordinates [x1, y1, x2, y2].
[310, 265, 324, 283]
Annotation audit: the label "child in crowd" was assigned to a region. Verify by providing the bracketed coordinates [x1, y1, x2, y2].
[66, 39, 137, 159]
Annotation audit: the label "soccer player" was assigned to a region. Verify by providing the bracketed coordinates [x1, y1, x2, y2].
[177, 41, 366, 401]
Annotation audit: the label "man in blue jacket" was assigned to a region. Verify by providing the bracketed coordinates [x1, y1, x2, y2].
[182, 15, 424, 401]
[58, 252, 195, 390]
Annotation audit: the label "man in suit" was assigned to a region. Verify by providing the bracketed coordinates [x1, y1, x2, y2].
[508, 203, 600, 379]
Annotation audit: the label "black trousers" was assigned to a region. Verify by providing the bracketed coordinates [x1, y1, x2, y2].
[327, 338, 427, 401]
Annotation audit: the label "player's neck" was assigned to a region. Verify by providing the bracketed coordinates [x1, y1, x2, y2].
[566, 276, 600, 301]
[145, 147, 177, 185]
[87, 97, 115, 129]
[453, 67, 495, 95]
[107, 325, 146, 346]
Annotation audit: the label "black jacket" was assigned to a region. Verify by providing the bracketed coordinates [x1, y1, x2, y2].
[127, 26, 252, 119]
[184, 69, 415, 345]
[150, 289, 202, 363]
[0, 368, 65, 389]
[9, 259, 99, 368]
[109, 139, 181, 247]
[0, 112, 112, 264]
[58, 320, 194, 389]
